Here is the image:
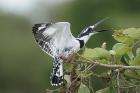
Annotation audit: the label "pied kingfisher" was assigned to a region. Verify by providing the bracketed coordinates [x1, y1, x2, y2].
[32, 18, 108, 86]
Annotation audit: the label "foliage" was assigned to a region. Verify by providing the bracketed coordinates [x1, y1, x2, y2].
[61, 28, 140, 93]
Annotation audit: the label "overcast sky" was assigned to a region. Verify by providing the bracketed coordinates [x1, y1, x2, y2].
[0, 0, 72, 14]
[0, 0, 36, 14]
[0, 0, 73, 22]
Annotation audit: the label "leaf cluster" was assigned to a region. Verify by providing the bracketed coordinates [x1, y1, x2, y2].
[69, 28, 140, 93]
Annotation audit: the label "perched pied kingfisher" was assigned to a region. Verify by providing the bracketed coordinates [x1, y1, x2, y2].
[32, 18, 108, 86]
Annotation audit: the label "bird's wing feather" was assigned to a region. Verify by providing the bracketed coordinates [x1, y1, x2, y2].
[32, 22, 76, 57]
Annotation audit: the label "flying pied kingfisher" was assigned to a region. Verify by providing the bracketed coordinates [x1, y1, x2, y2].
[32, 18, 108, 86]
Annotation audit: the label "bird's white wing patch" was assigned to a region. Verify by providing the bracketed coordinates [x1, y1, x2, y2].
[32, 22, 77, 58]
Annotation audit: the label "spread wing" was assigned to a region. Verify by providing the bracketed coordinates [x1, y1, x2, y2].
[32, 22, 76, 58]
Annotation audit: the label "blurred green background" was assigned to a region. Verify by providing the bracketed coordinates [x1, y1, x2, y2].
[0, 0, 140, 93]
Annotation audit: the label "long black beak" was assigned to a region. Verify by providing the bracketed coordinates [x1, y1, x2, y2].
[95, 29, 109, 32]
[90, 17, 109, 33]
[90, 17, 109, 30]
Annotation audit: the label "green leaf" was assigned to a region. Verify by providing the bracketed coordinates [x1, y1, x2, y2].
[131, 48, 140, 66]
[78, 83, 90, 93]
[127, 51, 135, 61]
[123, 28, 140, 40]
[132, 40, 140, 56]
[112, 43, 131, 57]
[64, 63, 73, 73]
[64, 75, 70, 84]
[109, 50, 116, 55]
[112, 43, 124, 50]
[112, 43, 131, 64]
[95, 87, 110, 93]
[81, 48, 111, 60]
[113, 30, 134, 45]
[113, 28, 140, 45]
[124, 70, 140, 80]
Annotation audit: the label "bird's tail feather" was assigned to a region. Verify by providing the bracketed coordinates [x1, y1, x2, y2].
[51, 57, 63, 86]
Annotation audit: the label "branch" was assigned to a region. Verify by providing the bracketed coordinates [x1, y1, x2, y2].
[62, 54, 81, 93]
[67, 64, 81, 93]
[116, 69, 120, 93]
[75, 61, 140, 70]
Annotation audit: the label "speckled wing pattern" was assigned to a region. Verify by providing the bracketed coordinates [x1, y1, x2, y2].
[32, 23, 56, 57]
[32, 22, 77, 86]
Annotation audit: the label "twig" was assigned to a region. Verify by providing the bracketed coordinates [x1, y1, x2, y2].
[62, 53, 140, 93]
[67, 64, 81, 93]
[46, 87, 64, 93]
[76, 61, 140, 70]
[74, 53, 140, 70]
[61, 54, 82, 93]
[116, 69, 120, 93]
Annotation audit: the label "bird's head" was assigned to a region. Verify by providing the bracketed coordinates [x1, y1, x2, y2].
[78, 18, 109, 38]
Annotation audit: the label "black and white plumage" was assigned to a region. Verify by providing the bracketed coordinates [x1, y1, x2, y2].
[32, 19, 107, 86]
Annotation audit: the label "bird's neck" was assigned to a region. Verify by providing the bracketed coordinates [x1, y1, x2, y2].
[76, 33, 93, 48]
